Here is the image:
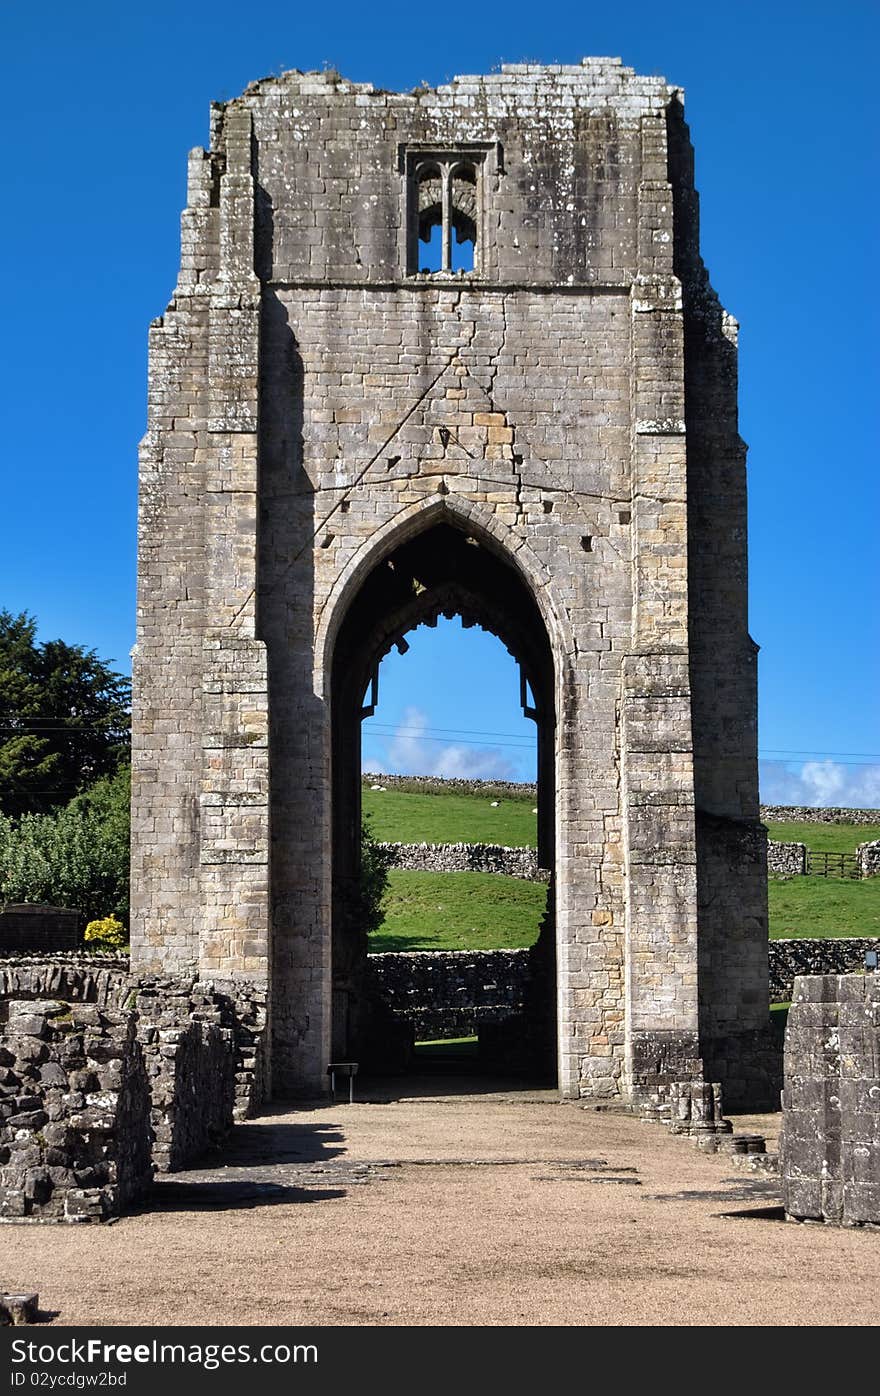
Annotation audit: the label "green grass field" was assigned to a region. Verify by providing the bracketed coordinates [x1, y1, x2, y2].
[368, 869, 547, 952]
[362, 787, 537, 847]
[362, 789, 877, 856]
[768, 875, 880, 939]
[361, 785, 880, 949]
[765, 821, 880, 853]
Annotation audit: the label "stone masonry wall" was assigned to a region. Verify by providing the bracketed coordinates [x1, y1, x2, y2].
[770, 939, 880, 1004]
[0, 998, 152, 1222]
[767, 842, 807, 877]
[0, 958, 266, 1216]
[378, 842, 548, 880]
[367, 949, 531, 1040]
[781, 973, 880, 1226]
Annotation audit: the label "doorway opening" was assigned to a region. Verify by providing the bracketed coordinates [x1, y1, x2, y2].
[330, 518, 557, 1084]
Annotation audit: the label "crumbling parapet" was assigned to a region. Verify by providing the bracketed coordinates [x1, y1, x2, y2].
[781, 973, 880, 1227]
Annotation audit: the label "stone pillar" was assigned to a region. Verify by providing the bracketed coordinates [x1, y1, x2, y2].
[622, 113, 701, 1096]
[198, 108, 271, 998]
[781, 973, 880, 1227]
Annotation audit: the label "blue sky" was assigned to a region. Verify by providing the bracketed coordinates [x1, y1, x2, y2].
[2, 1, 877, 805]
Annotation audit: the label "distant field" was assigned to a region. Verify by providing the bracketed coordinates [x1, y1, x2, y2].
[368, 869, 546, 953]
[768, 876, 880, 939]
[360, 786, 880, 950]
[362, 787, 537, 847]
[363, 792, 878, 856]
[766, 821, 880, 853]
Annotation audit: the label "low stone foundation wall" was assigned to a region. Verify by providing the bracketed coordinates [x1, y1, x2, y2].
[767, 841, 807, 877]
[367, 949, 531, 1039]
[378, 842, 548, 880]
[770, 938, 880, 1003]
[0, 956, 268, 1217]
[781, 973, 880, 1226]
[0, 997, 152, 1222]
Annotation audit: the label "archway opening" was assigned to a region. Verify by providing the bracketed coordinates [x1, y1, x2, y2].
[330, 519, 557, 1084]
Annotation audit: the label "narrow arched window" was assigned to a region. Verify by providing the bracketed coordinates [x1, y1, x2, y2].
[406, 149, 491, 276]
[450, 163, 477, 272]
[416, 163, 444, 273]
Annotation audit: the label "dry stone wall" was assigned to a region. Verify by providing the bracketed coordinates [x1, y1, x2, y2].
[781, 973, 880, 1226]
[761, 806, 880, 826]
[770, 939, 880, 1003]
[367, 949, 531, 1040]
[766, 842, 807, 877]
[378, 842, 547, 880]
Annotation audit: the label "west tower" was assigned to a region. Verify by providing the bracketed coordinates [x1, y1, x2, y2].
[131, 60, 769, 1106]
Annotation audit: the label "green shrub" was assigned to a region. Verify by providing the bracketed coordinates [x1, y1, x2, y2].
[357, 818, 390, 940]
[0, 766, 130, 923]
[84, 915, 127, 948]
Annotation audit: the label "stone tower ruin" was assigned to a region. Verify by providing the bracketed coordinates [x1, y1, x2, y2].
[131, 59, 770, 1106]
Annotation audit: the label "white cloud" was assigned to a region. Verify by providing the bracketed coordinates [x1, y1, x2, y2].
[760, 759, 880, 809]
[363, 706, 519, 781]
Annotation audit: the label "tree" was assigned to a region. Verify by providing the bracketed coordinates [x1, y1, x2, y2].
[0, 765, 131, 923]
[0, 611, 130, 816]
[357, 817, 390, 940]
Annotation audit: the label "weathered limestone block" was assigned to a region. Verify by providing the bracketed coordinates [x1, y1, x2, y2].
[781, 973, 880, 1227]
[0, 1292, 39, 1326]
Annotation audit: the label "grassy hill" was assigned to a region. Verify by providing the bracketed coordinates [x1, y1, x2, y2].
[765, 820, 880, 853]
[363, 784, 880, 950]
[363, 786, 537, 847]
[369, 870, 546, 952]
[768, 877, 880, 939]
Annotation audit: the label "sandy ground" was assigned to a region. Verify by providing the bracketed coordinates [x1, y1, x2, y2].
[4, 1077, 878, 1327]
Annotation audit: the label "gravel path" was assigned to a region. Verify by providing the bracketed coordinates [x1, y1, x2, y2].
[4, 1079, 877, 1327]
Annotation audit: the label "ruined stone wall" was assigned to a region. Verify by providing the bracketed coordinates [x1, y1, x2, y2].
[781, 974, 880, 1226]
[133, 59, 766, 1104]
[0, 958, 266, 1216]
[0, 997, 152, 1222]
